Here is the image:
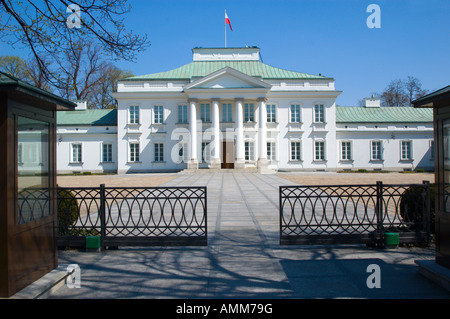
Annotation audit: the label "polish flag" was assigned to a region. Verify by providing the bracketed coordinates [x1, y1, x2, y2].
[225, 12, 232, 31]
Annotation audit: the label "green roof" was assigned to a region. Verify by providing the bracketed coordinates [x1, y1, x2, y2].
[124, 61, 329, 81]
[57, 109, 117, 126]
[336, 106, 433, 123]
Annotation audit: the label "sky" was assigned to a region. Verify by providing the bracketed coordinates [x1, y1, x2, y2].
[1, 0, 450, 106]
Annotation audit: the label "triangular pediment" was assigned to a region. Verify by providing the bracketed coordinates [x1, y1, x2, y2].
[184, 67, 271, 90]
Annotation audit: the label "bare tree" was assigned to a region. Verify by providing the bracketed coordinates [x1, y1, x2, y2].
[0, 55, 51, 91]
[1, 51, 130, 108]
[53, 41, 107, 102]
[0, 0, 149, 80]
[23, 58, 53, 91]
[379, 77, 428, 106]
[380, 79, 409, 107]
[404, 76, 428, 105]
[87, 64, 133, 109]
[0, 56, 27, 79]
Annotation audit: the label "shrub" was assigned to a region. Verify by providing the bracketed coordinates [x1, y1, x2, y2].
[400, 183, 435, 234]
[57, 189, 79, 235]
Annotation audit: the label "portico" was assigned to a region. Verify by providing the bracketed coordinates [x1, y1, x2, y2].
[183, 61, 272, 170]
[184, 95, 270, 171]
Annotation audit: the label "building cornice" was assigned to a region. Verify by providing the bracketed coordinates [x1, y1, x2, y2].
[267, 90, 342, 99]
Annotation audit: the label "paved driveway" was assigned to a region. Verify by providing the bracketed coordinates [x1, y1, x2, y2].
[52, 172, 450, 299]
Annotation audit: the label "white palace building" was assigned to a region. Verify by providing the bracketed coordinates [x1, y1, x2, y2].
[55, 47, 435, 174]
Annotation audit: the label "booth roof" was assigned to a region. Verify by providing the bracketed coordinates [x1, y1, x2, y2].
[0, 71, 75, 110]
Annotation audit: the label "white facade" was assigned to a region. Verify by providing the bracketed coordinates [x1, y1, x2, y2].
[57, 126, 117, 174]
[56, 47, 434, 174]
[336, 126, 434, 171]
[57, 103, 118, 174]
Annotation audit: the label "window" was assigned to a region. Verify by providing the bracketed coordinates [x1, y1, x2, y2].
[222, 103, 232, 122]
[201, 104, 210, 122]
[290, 142, 301, 161]
[202, 142, 211, 162]
[341, 141, 352, 161]
[371, 141, 382, 160]
[245, 141, 255, 161]
[267, 104, 276, 123]
[21, 144, 39, 164]
[315, 141, 325, 161]
[154, 143, 164, 162]
[267, 142, 276, 161]
[129, 105, 139, 124]
[154, 105, 164, 124]
[314, 104, 325, 123]
[178, 105, 188, 123]
[129, 143, 140, 162]
[244, 103, 254, 122]
[17, 117, 50, 224]
[401, 140, 412, 160]
[71, 144, 82, 163]
[290, 104, 301, 123]
[102, 143, 113, 163]
[178, 143, 188, 163]
[28, 144, 39, 163]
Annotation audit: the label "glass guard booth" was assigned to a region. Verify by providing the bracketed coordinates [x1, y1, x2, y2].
[0, 72, 75, 297]
[413, 85, 450, 270]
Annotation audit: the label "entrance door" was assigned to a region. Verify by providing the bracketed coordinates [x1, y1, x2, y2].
[221, 141, 235, 169]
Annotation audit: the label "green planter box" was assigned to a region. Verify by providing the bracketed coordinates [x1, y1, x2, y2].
[85, 236, 101, 251]
[384, 232, 399, 249]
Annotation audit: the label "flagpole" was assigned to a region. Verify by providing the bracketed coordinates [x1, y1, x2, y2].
[224, 10, 227, 48]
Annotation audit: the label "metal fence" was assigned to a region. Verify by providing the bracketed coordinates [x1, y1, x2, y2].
[279, 181, 431, 246]
[57, 185, 207, 249]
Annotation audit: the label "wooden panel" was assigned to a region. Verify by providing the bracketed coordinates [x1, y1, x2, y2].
[0, 93, 11, 296]
[9, 221, 57, 293]
[0, 97, 58, 297]
[433, 106, 450, 270]
[436, 214, 450, 268]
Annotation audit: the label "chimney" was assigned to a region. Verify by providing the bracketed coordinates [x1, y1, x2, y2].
[364, 94, 380, 108]
[75, 100, 87, 110]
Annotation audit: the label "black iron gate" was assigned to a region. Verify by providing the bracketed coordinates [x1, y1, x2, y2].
[280, 181, 431, 246]
[57, 185, 207, 248]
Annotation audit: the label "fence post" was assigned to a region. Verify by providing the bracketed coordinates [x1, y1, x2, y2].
[204, 187, 208, 242]
[279, 186, 283, 244]
[100, 184, 106, 251]
[376, 181, 384, 246]
[422, 180, 431, 243]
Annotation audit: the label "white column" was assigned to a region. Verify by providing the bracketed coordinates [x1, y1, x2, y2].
[257, 97, 268, 169]
[235, 98, 245, 168]
[211, 98, 221, 168]
[188, 98, 198, 169]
